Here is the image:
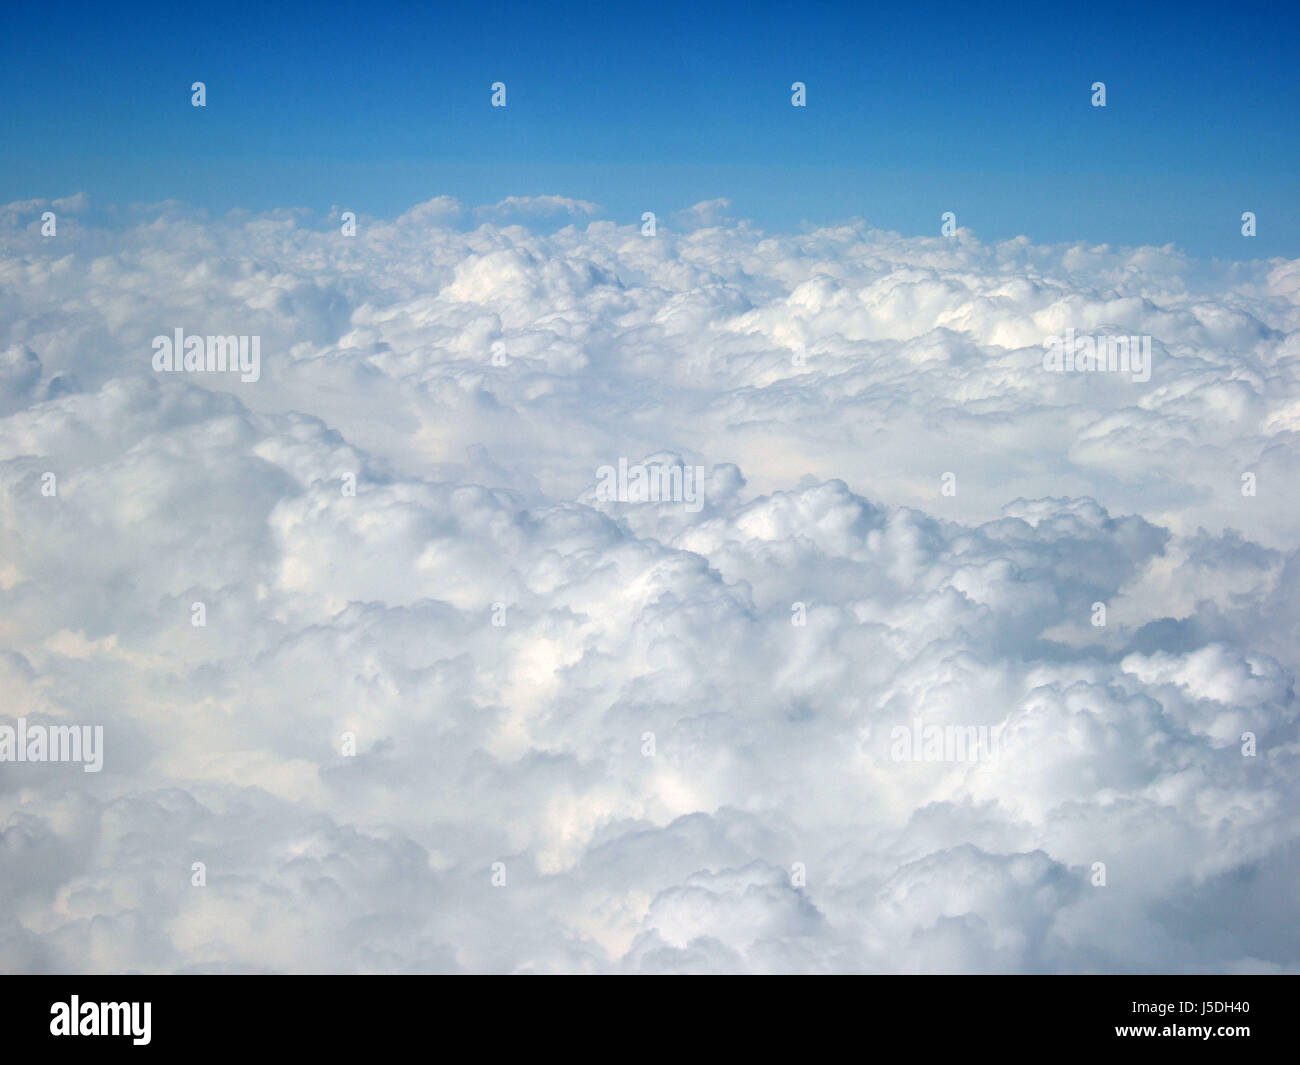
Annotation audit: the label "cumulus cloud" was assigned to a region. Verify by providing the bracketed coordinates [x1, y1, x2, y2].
[0, 195, 1297, 973]
[474, 195, 603, 223]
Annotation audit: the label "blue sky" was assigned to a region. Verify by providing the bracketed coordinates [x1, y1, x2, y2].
[2, 0, 1297, 257]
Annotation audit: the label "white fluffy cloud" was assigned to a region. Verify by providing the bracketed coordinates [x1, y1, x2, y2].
[0, 196, 1297, 973]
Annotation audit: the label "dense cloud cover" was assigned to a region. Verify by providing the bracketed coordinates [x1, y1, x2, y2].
[1, 195, 1297, 973]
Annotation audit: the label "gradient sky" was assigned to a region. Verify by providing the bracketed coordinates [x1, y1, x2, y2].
[2, 0, 1297, 257]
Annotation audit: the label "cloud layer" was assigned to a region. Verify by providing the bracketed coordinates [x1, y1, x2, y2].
[1, 196, 1297, 973]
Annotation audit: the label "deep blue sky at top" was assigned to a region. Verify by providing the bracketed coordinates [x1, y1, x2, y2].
[1, 0, 1296, 258]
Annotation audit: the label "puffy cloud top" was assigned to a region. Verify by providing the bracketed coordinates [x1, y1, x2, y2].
[0, 197, 1297, 973]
